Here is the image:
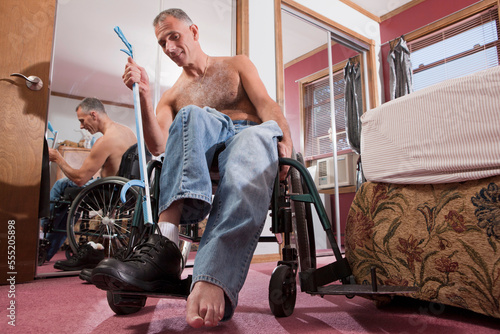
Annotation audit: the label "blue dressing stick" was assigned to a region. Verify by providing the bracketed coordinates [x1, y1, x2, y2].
[47, 121, 58, 148]
[114, 26, 154, 226]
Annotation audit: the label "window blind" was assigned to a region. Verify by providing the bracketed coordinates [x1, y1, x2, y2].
[303, 71, 350, 160]
[408, 6, 499, 91]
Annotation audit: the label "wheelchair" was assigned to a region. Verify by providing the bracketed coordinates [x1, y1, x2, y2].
[104, 150, 419, 317]
[39, 143, 150, 265]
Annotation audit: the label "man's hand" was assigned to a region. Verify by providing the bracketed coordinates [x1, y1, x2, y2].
[277, 140, 292, 181]
[123, 57, 150, 93]
[48, 147, 62, 163]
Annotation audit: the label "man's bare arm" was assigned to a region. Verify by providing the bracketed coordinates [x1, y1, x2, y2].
[49, 139, 108, 186]
[236, 55, 293, 155]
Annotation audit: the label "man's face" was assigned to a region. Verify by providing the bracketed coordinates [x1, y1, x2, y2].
[76, 107, 97, 134]
[155, 16, 197, 67]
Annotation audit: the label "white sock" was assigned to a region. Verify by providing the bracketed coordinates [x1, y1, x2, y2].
[87, 241, 104, 250]
[157, 222, 179, 247]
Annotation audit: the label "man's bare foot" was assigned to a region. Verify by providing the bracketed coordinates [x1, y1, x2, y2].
[186, 281, 225, 328]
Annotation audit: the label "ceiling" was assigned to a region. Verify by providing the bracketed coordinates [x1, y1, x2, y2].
[348, 0, 413, 17]
[50, 0, 413, 105]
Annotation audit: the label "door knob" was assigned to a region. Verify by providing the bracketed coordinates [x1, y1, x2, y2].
[10, 73, 43, 91]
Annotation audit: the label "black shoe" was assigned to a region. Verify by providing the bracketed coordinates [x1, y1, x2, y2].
[53, 244, 105, 271]
[79, 248, 126, 283]
[79, 268, 93, 283]
[91, 234, 182, 292]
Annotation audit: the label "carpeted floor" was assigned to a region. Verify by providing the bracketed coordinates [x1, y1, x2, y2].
[2, 255, 499, 333]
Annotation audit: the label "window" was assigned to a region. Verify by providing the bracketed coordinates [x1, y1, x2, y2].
[408, 6, 499, 91]
[303, 70, 350, 160]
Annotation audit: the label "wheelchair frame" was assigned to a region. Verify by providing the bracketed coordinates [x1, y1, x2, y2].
[105, 155, 418, 317]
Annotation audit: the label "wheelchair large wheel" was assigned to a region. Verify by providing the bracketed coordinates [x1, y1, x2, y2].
[290, 153, 316, 272]
[269, 264, 297, 317]
[66, 177, 140, 257]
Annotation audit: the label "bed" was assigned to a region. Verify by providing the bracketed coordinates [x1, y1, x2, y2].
[345, 66, 500, 318]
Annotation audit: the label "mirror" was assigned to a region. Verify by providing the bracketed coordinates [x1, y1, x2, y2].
[280, 6, 363, 253]
[37, 0, 236, 277]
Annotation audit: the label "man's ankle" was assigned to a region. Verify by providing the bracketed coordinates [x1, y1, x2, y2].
[157, 221, 179, 246]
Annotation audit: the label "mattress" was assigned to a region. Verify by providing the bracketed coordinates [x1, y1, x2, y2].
[361, 66, 500, 184]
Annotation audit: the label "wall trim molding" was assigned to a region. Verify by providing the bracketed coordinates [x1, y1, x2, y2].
[50, 91, 134, 109]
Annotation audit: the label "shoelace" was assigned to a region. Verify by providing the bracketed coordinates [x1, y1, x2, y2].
[127, 238, 165, 263]
[68, 245, 91, 262]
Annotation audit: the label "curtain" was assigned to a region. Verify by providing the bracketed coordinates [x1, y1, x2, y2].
[388, 36, 413, 99]
[343, 58, 364, 189]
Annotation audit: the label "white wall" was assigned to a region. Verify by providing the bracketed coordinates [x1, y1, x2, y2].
[248, 0, 278, 101]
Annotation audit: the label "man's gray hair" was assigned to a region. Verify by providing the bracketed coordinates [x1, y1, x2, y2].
[153, 8, 193, 27]
[77, 97, 106, 114]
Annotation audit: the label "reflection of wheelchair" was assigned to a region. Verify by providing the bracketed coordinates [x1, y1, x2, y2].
[105, 150, 418, 317]
[39, 186, 83, 265]
[39, 143, 151, 265]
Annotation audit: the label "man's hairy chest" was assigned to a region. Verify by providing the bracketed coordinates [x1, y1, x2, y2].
[173, 64, 246, 112]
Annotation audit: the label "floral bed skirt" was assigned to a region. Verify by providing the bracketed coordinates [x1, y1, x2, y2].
[345, 176, 500, 318]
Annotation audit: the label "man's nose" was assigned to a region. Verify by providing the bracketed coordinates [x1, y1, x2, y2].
[165, 42, 175, 54]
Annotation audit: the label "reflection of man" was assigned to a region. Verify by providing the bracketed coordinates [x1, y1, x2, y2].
[43, 97, 136, 264]
[91, 9, 292, 328]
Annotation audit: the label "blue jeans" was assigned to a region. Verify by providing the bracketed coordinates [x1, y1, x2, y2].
[159, 106, 282, 320]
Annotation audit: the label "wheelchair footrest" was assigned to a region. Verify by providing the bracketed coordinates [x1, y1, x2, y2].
[306, 284, 419, 296]
[111, 293, 148, 308]
[111, 275, 192, 301]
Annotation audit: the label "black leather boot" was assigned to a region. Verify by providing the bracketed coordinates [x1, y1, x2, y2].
[53, 243, 105, 271]
[91, 234, 182, 292]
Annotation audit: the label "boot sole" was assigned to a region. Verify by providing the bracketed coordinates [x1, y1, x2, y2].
[53, 263, 100, 271]
[91, 266, 180, 292]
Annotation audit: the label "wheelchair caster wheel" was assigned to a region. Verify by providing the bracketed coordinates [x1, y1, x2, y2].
[268, 265, 296, 317]
[107, 291, 146, 315]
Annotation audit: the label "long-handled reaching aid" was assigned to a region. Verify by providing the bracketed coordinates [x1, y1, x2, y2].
[47, 121, 58, 149]
[114, 26, 154, 226]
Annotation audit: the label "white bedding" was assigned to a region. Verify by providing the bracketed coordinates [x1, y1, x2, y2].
[361, 66, 500, 184]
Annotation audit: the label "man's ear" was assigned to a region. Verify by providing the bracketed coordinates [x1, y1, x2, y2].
[90, 110, 98, 121]
[190, 24, 199, 41]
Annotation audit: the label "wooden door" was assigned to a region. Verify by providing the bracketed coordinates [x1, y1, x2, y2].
[0, 0, 56, 283]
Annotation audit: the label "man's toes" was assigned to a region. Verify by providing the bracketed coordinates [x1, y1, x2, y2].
[203, 308, 218, 327]
[186, 314, 204, 329]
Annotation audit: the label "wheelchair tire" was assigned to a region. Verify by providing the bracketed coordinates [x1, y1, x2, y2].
[37, 240, 48, 266]
[289, 153, 316, 272]
[66, 177, 140, 257]
[268, 264, 297, 317]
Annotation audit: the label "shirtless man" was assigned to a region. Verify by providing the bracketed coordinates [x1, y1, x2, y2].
[44, 97, 136, 263]
[91, 9, 293, 328]
[49, 97, 137, 183]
